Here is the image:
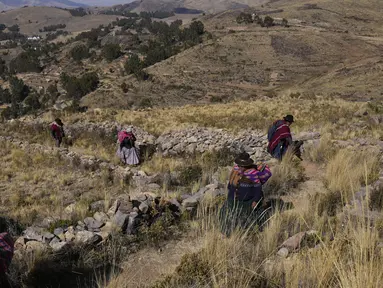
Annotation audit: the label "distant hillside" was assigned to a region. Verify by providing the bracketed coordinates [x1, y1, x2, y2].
[0, 0, 87, 10]
[0, 6, 119, 35]
[129, 0, 268, 13]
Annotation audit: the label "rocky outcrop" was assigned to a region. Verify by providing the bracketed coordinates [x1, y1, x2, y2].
[13, 181, 225, 253]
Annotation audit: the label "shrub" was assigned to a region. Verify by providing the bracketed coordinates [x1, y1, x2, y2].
[61, 72, 99, 100]
[138, 97, 152, 108]
[125, 54, 144, 75]
[24, 93, 41, 111]
[8, 25, 20, 32]
[10, 76, 29, 103]
[0, 87, 11, 104]
[264, 16, 274, 28]
[179, 165, 203, 186]
[68, 8, 87, 17]
[101, 44, 122, 62]
[314, 190, 343, 216]
[369, 184, 383, 211]
[0, 56, 7, 78]
[325, 149, 379, 197]
[69, 44, 90, 62]
[39, 24, 66, 32]
[9, 51, 42, 73]
[0, 24, 6, 31]
[236, 12, 253, 24]
[153, 252, 210, 287]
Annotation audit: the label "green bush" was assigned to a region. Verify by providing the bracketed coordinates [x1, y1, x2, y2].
[10, 76, 29, 103]
[69, 44, 90, 62]
[8, 25, 20, 32]
[152, 252, 210, 288]
[61, 72, 99, 99]
[264, 16, 274, 28]
[101, 44, 122, 61]
[0, 87, 11, 104]
[0, 56, 7, 78]
[179, 165, 203, 186]
[9, 51, 42, 73]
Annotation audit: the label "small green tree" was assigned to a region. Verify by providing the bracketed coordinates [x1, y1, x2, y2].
[9, 51, 42, 74]
[236, 12, 253, 24]
[0, 24, 6, 31]
[125, 54, 143, 75]
[101, 44, 122, 62]
[264, 16, 274, 28]
[10, 76, 29, 103]
[282, 18, 289, 27]
[69, 44, 90, 62]
[8, 25, 19, 32]
[0, 57, 7, 78]
[24, 92, 41, 111]
[0, 87, 11, 104]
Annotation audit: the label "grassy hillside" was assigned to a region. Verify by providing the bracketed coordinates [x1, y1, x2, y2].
[0, 6, 118, 34]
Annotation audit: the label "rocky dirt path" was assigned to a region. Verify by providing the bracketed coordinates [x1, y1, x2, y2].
[108, 234, 203, 288]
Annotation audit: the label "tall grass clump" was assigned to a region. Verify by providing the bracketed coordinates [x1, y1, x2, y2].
[325, 149, 379, 197]
[264, 150, 306, 195]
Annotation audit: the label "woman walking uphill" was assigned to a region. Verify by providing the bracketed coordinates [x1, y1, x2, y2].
[117, 126, 140, 166]
[219, 152, 272, 237]
[50, 118, 65, 147]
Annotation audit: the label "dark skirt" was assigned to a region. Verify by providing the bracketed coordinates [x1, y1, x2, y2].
[219, 198, 271, 237]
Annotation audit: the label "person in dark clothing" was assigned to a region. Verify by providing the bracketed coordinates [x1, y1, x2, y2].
[0, 221, 14, 288]
[267, 115, 302, 160]
[50, 118, 65, 148]
[219, 152, 272, 237]
[117, 127, 140, 165]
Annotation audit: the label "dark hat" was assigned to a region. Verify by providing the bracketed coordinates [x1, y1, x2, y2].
[235, 152, 254, 167]
[284, 115, 294, 123]
[55, 118, 64, 126]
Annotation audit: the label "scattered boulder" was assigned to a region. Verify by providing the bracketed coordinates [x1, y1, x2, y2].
[94, 212, 109, 223]
[26, 241, 48, 252]
[75, 231, 97, 244]
[277, 247, 289, 258]
[50, 241, 69, 252]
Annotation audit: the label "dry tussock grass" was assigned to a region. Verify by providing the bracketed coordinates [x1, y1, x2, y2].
[40, 97, 382, 139]
[325, 149, 380, 196]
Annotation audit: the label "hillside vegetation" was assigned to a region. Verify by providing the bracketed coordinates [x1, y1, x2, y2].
[0, 1, 383, 288]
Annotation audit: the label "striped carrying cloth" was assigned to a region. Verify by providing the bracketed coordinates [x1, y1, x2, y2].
[0, 233, 14, 273]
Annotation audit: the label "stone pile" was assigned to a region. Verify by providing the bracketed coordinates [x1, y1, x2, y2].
[156, 128, 271, 160]
[14, 183, 225, 253]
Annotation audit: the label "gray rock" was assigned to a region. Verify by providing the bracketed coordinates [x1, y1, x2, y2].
[94, 212, 109, 223]
[116, 195, 133, 214]
[64, 203, 76, 215]
[54, 228, 64, 236]
[139, 201, 149, 213]
[23, 227, 45, 242]
[112, 210, 129, 229]
[14, 237, 27, 250]
[49, 237, 60, 246]
[42, 232, 55, 243]
[281, 232, 306, 251]
[75, 231, 96, 244]
[50, 241, 69, 252]
[107, 200, 119, 217]
[65, 231, 75, 242]
[182, 196, 199, 208]
[126, 212, 139, 235]
[90, 200, 105, 212]
[277, 247, 289, 258]
[26, 241, 48, 252]
[84, 217, 104, 231]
